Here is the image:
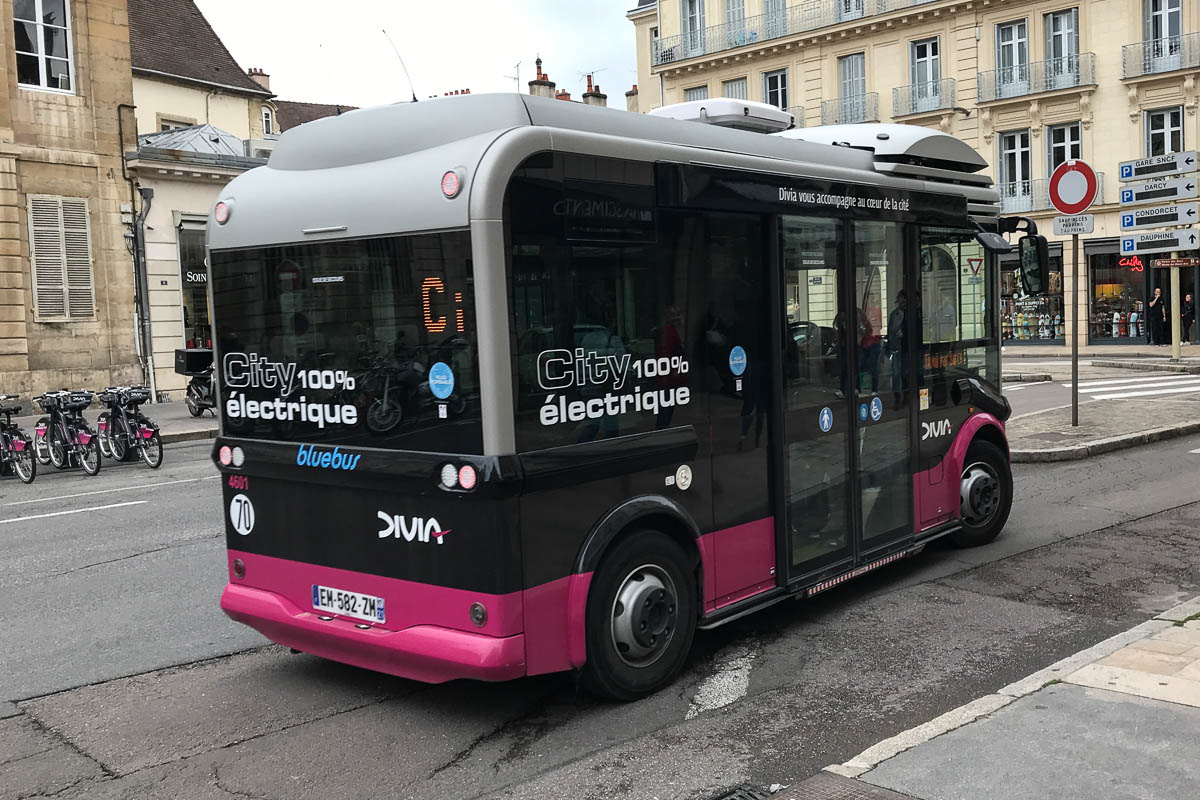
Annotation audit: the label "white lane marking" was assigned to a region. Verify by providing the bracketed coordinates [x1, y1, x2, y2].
[1063, 374, 1196, 389]
[0, 500, 148, 525]
[1092, 384, 1200, 400]
[5, 475, 219, 506]
[1003, 381, 1051, 392]
[1190, 448, 1200, 454]
[686, 643, 757, 720]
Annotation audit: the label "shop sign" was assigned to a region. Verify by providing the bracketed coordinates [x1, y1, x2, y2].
[183, 269, 208, 285]
[1151, 257, 1200, 268]
[1119, 151, 1197, 182]
[1119, 256, 1145, 272]
[1120, 203, 1199, 231]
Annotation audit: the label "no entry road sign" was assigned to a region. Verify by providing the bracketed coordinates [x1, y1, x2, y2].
[1048, 160, 1098, 216]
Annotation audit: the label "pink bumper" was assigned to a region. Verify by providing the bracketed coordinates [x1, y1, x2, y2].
[220, 583, 526, 684]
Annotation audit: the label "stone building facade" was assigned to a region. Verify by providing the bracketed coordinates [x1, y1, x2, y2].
[1, 0, 140, 397]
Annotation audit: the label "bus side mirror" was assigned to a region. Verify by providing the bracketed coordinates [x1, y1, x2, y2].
[1019, 234, 1050, 295]
[974, 231, 1012, 254]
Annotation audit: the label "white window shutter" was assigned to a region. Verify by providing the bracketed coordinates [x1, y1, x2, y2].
[61, 199, 95, 319]
[28, 195, 94, 321]
[29, 196, 67, 320]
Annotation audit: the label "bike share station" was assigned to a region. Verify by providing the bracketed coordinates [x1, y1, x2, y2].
[1119, 150, 1200, 360]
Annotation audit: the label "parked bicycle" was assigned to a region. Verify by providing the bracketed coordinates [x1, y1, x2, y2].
[0, 394, 36, 484]
[33, 390, 101, 475]
[96, 385, 163, 468]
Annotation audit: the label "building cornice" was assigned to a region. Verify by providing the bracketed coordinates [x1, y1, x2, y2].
[132, 67, 275, 99]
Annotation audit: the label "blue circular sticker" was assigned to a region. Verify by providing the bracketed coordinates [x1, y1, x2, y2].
[870, 396, 883, 422]
[858, 402, 869, 422]
[818, 407, 833, 433]
[729, 345, 747, 376]
[428, 361, 455, 400]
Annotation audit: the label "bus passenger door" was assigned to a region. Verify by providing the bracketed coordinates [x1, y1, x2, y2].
[850, 222, 914, 555]
[777, 216, 854, 580]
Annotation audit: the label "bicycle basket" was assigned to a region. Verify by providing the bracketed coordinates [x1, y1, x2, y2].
[35, 394, 59, 412]
[63, 391, 93, 411]
[123, 387, 151, 406]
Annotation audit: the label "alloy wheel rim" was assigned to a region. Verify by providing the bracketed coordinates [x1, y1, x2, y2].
[960, 460, 1001, 526]
[610, 564, 678, 668]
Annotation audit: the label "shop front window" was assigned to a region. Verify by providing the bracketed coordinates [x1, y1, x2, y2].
[1090, 251, 1147, 341]
[1000, 250, 1064, 342]
[179, 227, 211, 348]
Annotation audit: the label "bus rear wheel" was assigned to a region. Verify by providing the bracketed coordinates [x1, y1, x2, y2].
[951, 440, 1012, 548]
[582, 530, 697, 701]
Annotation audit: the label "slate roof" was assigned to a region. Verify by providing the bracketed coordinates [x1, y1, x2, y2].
[274, 100, 357, 132]
[137, 124, 245, 156]
[128, 0, 271, 96]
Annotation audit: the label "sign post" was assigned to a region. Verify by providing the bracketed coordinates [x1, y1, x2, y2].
[1050, 160, 1099, 427]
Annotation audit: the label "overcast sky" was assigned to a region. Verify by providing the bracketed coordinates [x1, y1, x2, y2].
[193, 1, 641, 108]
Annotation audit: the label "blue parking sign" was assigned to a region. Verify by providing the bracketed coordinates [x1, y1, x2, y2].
[1122, 214, 1134, 227]
[1121, 189, 1133, 203]
[1121, 238, 1134, 252]
[1120, 164, 1133, 180]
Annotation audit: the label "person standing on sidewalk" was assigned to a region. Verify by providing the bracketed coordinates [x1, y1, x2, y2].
[1148, 287, 1167, 345]
[1182, 292, 1195, 344]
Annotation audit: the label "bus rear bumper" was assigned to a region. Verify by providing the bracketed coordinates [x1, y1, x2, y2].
[220, 583, 526, 683]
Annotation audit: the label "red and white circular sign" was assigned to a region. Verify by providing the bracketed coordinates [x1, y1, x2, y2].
[1048, 160, 1098, 216]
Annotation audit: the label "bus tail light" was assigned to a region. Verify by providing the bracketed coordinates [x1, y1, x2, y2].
[440, 463, 458, 488]
[219, 446, 232, 466]
[441, 170, 461, 198]
[458, 465, 477, 490]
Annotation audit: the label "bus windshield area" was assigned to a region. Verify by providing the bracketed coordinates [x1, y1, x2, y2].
[209, 231, 483, 453]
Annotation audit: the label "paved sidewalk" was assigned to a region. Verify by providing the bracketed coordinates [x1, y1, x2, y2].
[1007, 396, 1200, 462]
[11, 400, 217, 446]
[786, 597, 1200, 800]
[1002, 344, 1200, 358]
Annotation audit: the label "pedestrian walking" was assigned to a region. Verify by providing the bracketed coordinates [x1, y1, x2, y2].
[1148, 287, 1168, 345]
[1183, 292, 1195, 344]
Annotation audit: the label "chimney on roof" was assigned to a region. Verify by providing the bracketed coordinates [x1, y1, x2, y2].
[625, 84, 639, 112]
[582, 74, 607, 108]
[247, 67, 270, 91]
[528, 56, 555, 99]
[556, 89, 572, 102]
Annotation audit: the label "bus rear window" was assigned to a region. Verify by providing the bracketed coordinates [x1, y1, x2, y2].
[210, 232, 482, 453]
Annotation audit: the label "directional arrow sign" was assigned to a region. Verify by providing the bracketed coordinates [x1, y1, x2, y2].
[1120, 202, 1200, 230]
[1120, 228, 1199, 255]
[1119, 151, 1198, 182]
[1118, 175, 1199, 206]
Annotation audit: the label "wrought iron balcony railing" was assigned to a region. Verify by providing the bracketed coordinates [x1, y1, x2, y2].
[977, 53, 1095, 102]
[653, 0, 942, 66]
[1122, 34, 1200, 78]
[892, 78, 956, 116]
[998, 174, 1106, 214]
[820, 93, 879, 125]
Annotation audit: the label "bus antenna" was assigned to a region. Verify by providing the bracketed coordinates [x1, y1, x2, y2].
[381, 29, 418, 103]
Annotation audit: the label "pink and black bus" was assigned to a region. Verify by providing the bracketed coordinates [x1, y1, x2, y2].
[210, 94, 1042, 698]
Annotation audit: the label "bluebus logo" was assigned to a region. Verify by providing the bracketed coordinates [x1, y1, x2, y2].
[296, 444, 360, 471]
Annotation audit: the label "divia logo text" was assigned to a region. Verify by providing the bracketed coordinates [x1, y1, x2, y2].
[377, 512, 448, 544]
[921, 419, 953, 441]
[296, 444, 360, 471]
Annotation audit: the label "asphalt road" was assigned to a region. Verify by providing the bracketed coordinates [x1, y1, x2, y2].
[4, 435, 1200, 800]
[1002, 359, 1200, 417]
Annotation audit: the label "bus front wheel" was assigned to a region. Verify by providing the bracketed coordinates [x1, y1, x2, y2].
[952, 440, 1012, 548]
[582, 530, 697, 701]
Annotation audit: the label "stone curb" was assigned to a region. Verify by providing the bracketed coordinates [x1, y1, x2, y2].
[161, 428, 217, 445]
[1090, 359, 1200, 374]
[0, 700, 19, 720]
[823, 605, 1197, 779]
[1002, 373, 1052, 383]
[1010, 420, 1200, 463]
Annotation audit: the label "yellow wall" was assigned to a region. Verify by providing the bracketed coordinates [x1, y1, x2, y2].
[132, 76, 273, 140]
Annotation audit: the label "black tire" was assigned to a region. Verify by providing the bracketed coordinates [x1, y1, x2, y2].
[48, 426, 69, 470]
[581, 531, 698, 701]
[186, 393, 203, 417]
[951, 439, 1012, 548]
[13, 441, 36, 484]
[140, 431, 163, 469]
[79, 437, 102, 476]
[97, 412, 113, 459]
[33, 418, 51, 466]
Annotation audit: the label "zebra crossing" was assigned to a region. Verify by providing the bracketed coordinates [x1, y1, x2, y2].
[1060, 372, 1200, 400]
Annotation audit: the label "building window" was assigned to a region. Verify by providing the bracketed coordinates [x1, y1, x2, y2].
[261, 106, 274, 135]
[838, 53, 867, 121]
[28, 195, 94, 321]
[998, 130, 1032, 211]
[836, 0, 865, 22]
[1146, 107, 1183, 156]
[685, 86, 709, 102]
[159, 118, 192, 131]
[995, 19, 1029, 98]
[1089, 251, 1147, 341]
[682, 0, 705, 55]
[1147, 0, 1182, 41]
[763, 68, 788, 109]
[723, 77, 748, 100]
[14, 0, 74, 92]
[1045, 9, 1079, 89]
[1001, 246, 1065, 342]
[1047, 122, 1082, 171]
[908, 38, 941, 113]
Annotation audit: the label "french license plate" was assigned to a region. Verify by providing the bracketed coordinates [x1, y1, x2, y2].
[311, 585, 385, 624]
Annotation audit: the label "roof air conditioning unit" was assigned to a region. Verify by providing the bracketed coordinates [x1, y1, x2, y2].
[648, 98, 795, 133]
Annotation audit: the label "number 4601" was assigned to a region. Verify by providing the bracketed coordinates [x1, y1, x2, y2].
[228, 475, 249, 490]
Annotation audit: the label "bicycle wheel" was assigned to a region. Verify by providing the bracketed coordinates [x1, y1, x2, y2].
[13, 441, 36, 484]
[34, 418, 51, 465]
[79, 437, 101, 476]
[109, 418, 129, 462]
[48, 426, 69, 470]
[140, 431, 163, 469]
[96, 412, 113, 459]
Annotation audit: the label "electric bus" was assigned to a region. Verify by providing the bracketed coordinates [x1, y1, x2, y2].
[209, 93, 1041, 699]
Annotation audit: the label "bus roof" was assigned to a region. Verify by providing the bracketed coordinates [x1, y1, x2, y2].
[208, 93, 999, 251]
